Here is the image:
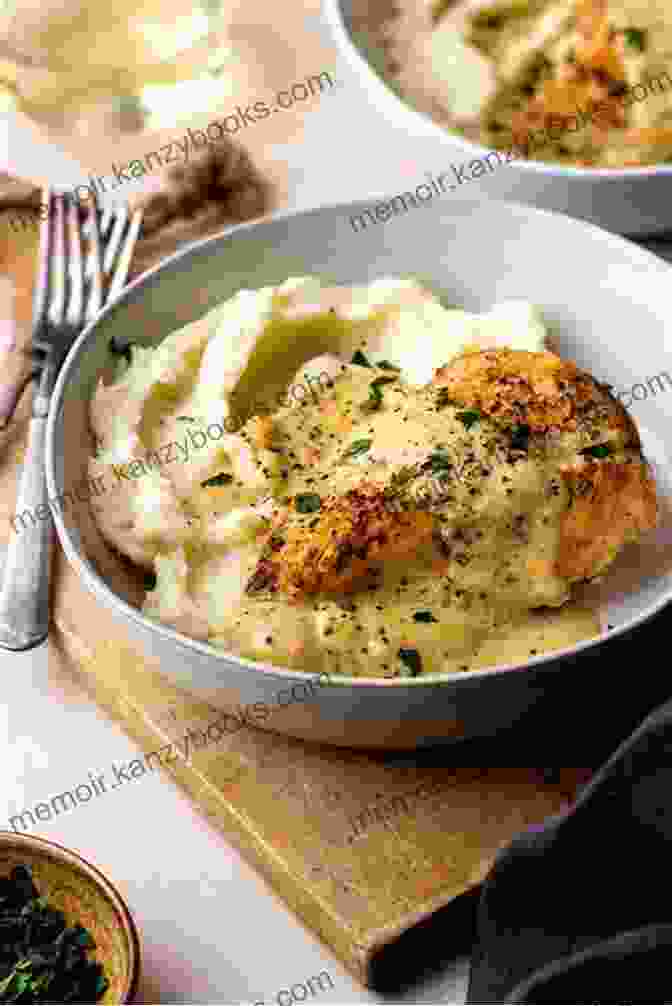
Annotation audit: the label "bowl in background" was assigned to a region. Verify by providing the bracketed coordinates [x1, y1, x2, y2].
[320, 0, 672, 237]
[0, 832, 140, 1003]
[45, 195, 672, 749]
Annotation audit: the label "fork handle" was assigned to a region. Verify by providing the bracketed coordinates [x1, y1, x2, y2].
[0, 403, 53, 650]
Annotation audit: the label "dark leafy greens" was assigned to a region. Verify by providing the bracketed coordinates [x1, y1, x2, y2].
[456, 409, 482, 430]
[108, 337, 134, 364]
[581, 443, 611, 459]
[398, 647, 423, 676]
[295, 493, 322, 514]
[623, 27, 646, 50]
[0, 865, 109, 1004]
[361, 375, 398, 413]
[510, 424, 530, 451]
[341, 439, 372, 460]
[413, 611, 438, 623]
[201, 473, 234, 487]
[423, 448, 453, 475]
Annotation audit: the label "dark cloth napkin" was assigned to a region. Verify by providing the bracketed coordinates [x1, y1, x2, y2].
[467, 646, 672, 1004]
[463, 237, 672, 1003]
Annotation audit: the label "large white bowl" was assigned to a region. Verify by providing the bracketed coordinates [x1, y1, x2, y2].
[321, 0, 672, 237]
[46, 196, 672, 749]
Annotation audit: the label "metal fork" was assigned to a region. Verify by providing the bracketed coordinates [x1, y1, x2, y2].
[0, 197, 144, 429]
[0, 188, 143, 650]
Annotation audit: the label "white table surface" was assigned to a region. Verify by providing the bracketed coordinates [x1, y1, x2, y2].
[2, 22, 672, 1001]
[0, 638, 470, 1005]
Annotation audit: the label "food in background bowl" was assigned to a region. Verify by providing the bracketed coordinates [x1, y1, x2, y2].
[387, 0, 672, 167]
[87, 275, 657, 678]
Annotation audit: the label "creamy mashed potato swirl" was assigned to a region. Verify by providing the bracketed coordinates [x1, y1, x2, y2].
[88, 276, 656, 677]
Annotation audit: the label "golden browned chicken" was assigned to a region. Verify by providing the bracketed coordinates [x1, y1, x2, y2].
[558, 460, 658, 578]
[246, 349, 657, 605]
[248, 483, 436, 598]
[435, 348, 634, 436]
[435, 348, 658, 582]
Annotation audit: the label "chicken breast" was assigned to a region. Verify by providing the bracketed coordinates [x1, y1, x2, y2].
[247, 483, 436, 598]
[434, 347, 636, 435]
[558, 459, 658, 578]
[435, 348, 657, 581]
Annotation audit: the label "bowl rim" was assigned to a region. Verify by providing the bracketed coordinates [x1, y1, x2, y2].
[320, 0, 672, 181]
[45, 194, 672, 691]
[0, 830, 141, 1003]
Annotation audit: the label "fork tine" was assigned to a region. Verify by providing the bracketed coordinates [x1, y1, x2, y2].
[83, 201, 104, 325]
[46, 194, 67, 329]
[82, 187, 100, 281]
[106, 207, 143, 303]
[102, 204, 129, 277]
[65, 196, 84, 329]
[99, 203, 115, 240]
[31, 187, 53, 337]
[82, 199, 111, 241]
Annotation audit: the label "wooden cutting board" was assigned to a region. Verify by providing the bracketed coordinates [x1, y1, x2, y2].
[47, 612, 591, 987]
[0, 201, 591, 990]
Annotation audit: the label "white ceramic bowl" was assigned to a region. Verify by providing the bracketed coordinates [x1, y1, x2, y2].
[46, 197, 672, 749]
[321, 0, 672, 237]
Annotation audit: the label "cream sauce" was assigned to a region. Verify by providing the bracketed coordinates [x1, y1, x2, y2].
[88, 277, 601, 677]
[196, 363, 600, 676]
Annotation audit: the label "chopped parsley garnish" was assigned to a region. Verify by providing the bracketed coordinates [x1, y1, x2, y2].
[378, 359, 401, 371]
[472, 9, 503, 28]
[0, 864, 109, 1004]
[295, 493, 322, 513]
[361, 375, 398, 413]
[456, 409, 482, 429]
[398, 647, 423, 676]
[581, 443, 611, 459]
[351, 350, 372, 367]
[510, 424, 530, 450]
[108, 336, 134, 363]
[425, 448, 452, 473]
[201, 472, 234, 487]
[413, 611, 438, 623]
[143, 571, 157, 591]
[623, 27, 646, 50]
[342, 438, 372, 459]
[363, 382, 384, 412]
[176, 416, 196, 422]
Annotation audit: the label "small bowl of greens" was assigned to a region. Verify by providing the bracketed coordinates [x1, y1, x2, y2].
[0, 833, 140, 1004]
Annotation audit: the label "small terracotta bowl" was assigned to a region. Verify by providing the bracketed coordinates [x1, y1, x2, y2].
[0, 832, 141, 1003]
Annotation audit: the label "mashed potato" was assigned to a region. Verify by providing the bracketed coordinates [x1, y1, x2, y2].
[88, 276, 656, 677]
